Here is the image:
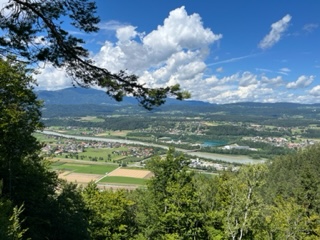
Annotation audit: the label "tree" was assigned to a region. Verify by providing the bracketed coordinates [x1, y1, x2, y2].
[216, 164, 268, 240]
[0, 58, 91, 239]
[134, 148, 208, 239]
[82, 182, 137, 239]
[0, 0, 190, 109]
[0, 57, 53, 238]
[0, 181, 28, 240]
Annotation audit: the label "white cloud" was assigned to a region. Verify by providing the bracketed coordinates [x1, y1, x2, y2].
[278, 67, 291, 75]
[279, 67, 290, 73]
[143, 6, 221, 58]
[303, 23, 318, 33]
[36, 6, 222, 92]
[94, 6, 222, 88]
[259, 14, 292, 49]
[238, 72, 258, 87]
[31, 6, 319, 105]
[286, 75, 315, 89]
[116, 26, 138, 43]
[99, 20, 128, 31]
[216, 67, 223, 73]
[35, 64, 72, 90]
[309, 85, 320, 96]
[261, 76, 284, 87]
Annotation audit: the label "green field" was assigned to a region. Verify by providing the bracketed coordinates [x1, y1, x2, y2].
[78, 116, 105, 122]
[77, 147, 128, 161]
[33, 132, 57, 143]
[52, 161, 118, 174]
[99, 176, 148, 185]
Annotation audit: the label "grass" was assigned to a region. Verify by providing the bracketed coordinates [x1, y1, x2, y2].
[99, 176, 148, 185]
[78, 116, 104, 122]
[33, 133, 57, 143]
[52, 162, 118, 174]
[78, 147, 128, 161]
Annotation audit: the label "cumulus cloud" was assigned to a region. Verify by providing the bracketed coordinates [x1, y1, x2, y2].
[143, 6, 221, 58]
[286, 75, 315, 89]
[238, 72, 258, 87]
[35, 64, 72, 90]
[259, 14, 292, 49]
[94, 6, 222, 88]
[116, 26, 139, 43]
[261, 76, 284, 87]
[35, 6, 222, 92]
[309, 85, 320, 96]
[28, 6, 318, 105]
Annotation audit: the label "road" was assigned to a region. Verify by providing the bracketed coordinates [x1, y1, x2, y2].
[41, 130, 264, 164]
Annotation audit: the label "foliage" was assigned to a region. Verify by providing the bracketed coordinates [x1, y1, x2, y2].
[0, 58, 91, 239]
[0, 0, 189, 109]
[0, 181, 27, 240]
[82, 182, 136, 239]
[0, 58, 55, 238]
[133, 148, 209, 239]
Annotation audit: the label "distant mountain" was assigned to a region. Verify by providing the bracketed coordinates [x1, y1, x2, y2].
[36, 87, 136, 105]
[36, 87, 320, 114]
[36, 87, 212, 106]
[37, 88, 320, 119]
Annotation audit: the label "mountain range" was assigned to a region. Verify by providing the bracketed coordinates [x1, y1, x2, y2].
[36, 87, 211, 106]
[36, 87, 320, 119]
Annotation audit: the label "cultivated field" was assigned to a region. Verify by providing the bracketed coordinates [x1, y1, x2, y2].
[59, 171, 102, 184]
[107, 168, 153, 178]
[52, 159, 153, 189]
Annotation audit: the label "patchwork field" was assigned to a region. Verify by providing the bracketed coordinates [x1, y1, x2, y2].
[52, 159, 153, 189]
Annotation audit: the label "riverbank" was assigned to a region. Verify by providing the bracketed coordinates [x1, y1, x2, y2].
[40, 130, 264, 164]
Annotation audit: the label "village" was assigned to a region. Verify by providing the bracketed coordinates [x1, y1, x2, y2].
[40, 134, 155, 163]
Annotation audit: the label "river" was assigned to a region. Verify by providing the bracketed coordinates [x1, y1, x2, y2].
[41, 130, 264, 164]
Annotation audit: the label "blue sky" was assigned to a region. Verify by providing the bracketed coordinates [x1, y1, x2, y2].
[3, 0, 320, 104]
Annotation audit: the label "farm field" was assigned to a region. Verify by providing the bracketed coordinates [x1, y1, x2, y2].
[51, 159, 152, 188]
[99, 176, 148, 185]
[51, 160, 118, 174]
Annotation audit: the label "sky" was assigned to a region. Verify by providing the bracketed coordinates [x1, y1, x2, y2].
[2, 1, 320, 104]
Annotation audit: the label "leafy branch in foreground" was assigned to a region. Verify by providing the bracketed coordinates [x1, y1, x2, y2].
[0, 0, 190, 109]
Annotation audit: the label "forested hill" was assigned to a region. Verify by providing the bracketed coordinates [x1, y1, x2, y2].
[37, 88, 320, 120]
[36, 87, 210, 106]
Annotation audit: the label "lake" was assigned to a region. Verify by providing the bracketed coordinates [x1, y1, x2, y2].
[201, 140, 226, 147]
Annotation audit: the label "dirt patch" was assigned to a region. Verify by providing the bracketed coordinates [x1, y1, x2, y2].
[108, 168, 153, 179]
[59, 172, 103, 183]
